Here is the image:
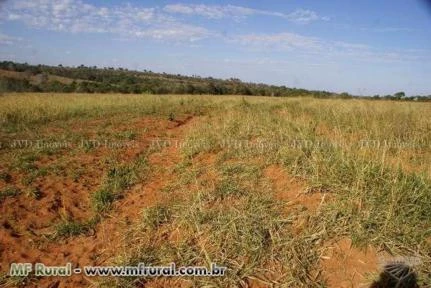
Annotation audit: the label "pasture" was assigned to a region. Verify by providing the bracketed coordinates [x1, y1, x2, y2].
[0, 93, 430, 287]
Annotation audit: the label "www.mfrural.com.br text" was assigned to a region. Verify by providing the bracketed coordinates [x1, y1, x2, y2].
[9, 262, 227, 277]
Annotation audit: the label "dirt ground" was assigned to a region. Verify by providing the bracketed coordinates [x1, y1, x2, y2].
[0, 115, 382, 288]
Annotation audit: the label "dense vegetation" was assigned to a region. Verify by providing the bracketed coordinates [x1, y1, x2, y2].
[0, 61, 430, 101]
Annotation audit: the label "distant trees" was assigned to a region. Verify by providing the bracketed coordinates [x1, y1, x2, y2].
[339, 92, 352, 99]
[393, 91, 405, 99]
[0, 61, 430, 101]
[0, 77, 39, 93]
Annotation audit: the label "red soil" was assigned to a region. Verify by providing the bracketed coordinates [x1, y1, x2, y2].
[0, 115, 195, 287]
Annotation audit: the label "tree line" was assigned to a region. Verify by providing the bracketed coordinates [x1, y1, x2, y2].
[0, 61, 429, 101]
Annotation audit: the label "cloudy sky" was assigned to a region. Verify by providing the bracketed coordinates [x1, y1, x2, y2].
[1, 0, 431, 96]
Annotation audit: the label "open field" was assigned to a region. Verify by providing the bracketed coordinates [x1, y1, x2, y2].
[0, 93, 430, 287]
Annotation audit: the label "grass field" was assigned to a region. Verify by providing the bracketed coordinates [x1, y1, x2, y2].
[0, 93, 430, 287]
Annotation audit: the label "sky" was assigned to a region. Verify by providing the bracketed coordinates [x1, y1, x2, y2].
[0, 0, 431, 96]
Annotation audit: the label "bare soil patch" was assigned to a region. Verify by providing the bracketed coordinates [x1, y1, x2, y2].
[0, 115, 195, 287]
[321, 238, 380, 288]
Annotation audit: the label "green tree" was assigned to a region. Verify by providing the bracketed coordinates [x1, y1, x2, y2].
[393, 91, 405, 99]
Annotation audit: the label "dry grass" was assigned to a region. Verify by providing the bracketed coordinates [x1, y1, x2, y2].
[0, 93, 430, 287]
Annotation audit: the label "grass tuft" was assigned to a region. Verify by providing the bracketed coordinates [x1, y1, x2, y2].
[55, 220, 89, 238]
[25, 186, 42, 200]
[91, 156, 149, 213]
[142, 204, 173, 230]
[0, 186, 20, 201]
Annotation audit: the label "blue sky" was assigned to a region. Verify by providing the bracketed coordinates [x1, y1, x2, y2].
[0, 0, 430, 96]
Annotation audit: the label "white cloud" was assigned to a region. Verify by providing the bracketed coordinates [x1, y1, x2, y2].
[235, 32, 322, 50]
[134, 24, 210, 42]
[164, 3, 228, 19]
[1, 0, 424, 65]
[0, 0, 209, 42]
[232, 31, 429, 64]
[0, 0, 329, 43]
[333, 41, 370, 50]
[163, 4, 328, 23]
[286, 9, 320, 24]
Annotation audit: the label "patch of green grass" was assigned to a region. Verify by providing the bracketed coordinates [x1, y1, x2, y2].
[55, 220, 90, 238]
[20, 167, 49, 186]
[21, 173, 36, 186]
[130, 192, 321, 287]
[115, 130, 137, 140]
[69, 167, 85, 182]
[142, 204, 173, 230]
[105, 165, 137, 192]
[212, 179, 245, 200]
[92, 187, 116, 213]
[0, 186, 20, 201]
[277, 141, 431, 250]
[14, 153, 38, 173]
[173, 158, 192, 172]
[91, 156, 149, 213]
[178, 167, 201, 185]
[220, 162, 262, 184]
[46, 162, 67, 177]
[54, 216, 100, 238]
